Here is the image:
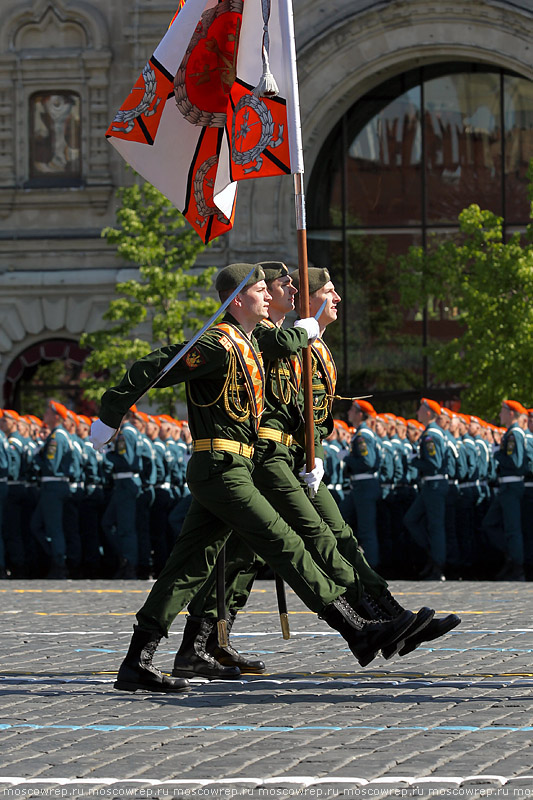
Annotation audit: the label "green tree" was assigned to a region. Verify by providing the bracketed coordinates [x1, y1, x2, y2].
[80, 181, 217, 414]
[398, 202, 533, 419]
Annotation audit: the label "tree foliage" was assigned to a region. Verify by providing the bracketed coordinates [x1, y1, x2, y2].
[398, 199, 533, 419]
[80, 181, 217, 414]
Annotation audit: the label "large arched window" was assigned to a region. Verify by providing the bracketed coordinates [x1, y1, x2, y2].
[308, 63, 533, 404]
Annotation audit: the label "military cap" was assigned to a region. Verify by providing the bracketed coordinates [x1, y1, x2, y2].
[421, 397, 441, 415]
[2, 409, 20, 421]
[77, 415, 92, 427]
[439, 407, 453, 418]
[49, 400, 68, 420]
[406, 419, 418, 429]
[289, 267, 331, 294]
[396, 416, 407, 427]
[502, 399, 528, 415]
[256, 261, 289, 283]
[215, 263, 265, 293]
[333, 418, 350, 431]
[352, 399, 376, 416]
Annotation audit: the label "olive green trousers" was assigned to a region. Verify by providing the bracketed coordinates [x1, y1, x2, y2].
[137, 451, 344, 636]
[188, 445, 387, 619]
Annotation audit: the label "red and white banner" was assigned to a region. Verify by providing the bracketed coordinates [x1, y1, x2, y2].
[106, 0, 304, 243]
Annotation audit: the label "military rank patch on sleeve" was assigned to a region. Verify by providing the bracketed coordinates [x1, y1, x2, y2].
[425, 436, 436, 457]
[185, 346, 207, 369]
[357, 436, 368, 457]
[507, 435, 516, 455]
[47, 439, 57, 459]
[218, 335, 232, 351]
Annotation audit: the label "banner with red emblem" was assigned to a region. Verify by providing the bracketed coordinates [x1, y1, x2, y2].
[106, 0, 304, 243]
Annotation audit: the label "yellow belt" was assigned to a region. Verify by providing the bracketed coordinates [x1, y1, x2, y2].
[257, 426, 293, 447]
[192, 438, 254, 459]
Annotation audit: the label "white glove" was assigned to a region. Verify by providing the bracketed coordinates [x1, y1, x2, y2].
[294, 316, 320, 344]
[299, 457, 324, 498]
[89, 419, 117, 452]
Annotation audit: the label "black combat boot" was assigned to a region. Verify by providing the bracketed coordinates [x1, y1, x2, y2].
[172, 616, 241, 680]
[375, 590, 435, 660]
[319, 594, 415, 667]
[207, 609, 266, 674]
[398, 613, 462, 656]
[114, 625, 190, 693]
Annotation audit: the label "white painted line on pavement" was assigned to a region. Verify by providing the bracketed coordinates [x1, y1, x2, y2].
[0, 774, 520, 787]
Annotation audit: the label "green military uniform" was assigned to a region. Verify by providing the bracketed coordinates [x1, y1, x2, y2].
[99, 267, 345, 640]
[188, 265, 387, 623]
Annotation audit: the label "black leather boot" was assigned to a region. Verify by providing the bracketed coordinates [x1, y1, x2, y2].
[398, 613, 461, 656]
[207, 610, 266, 674]
[375, 590, 435, 660]
[172, 616, 241, 679]
[319, 594, 415, 667]
[114, 625, 189, 693]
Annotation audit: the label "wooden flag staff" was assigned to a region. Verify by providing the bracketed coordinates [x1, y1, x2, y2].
[294, 172, 315, 474]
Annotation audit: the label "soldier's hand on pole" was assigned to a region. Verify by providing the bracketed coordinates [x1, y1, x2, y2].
[299, 457, 324, 498]
[89, 420, 117, 452]
[294, 316, 320, 343]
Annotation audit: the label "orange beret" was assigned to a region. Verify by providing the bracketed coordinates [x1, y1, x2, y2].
[395, 416, 407, 426]
[334, 419, 350, 431]
[406, 419, 418, 429]
[129, 404, 138, 414]
[352, 399, 376, 416]
[3, 409, 20, 421]
[503, 399, 528, 415]
[469, 415, 482, 425]
[147, 415, 160, 426]
[28, 415, 43, 427]
[49, 401, 69, 420]
[135, 411, 150, 424]
[421, 397, 441, 415]
[77, 415, 92, 427]
[439, 407, 453, 418]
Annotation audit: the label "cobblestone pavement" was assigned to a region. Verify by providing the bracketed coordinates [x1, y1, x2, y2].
[1, 580, 533, 799]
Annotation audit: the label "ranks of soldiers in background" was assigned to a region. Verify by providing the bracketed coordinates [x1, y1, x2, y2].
[482, 399, 529, 581]
[0, 393, 530, 582]
[0, 401, 190, 580]
[342, 399, 381, 568]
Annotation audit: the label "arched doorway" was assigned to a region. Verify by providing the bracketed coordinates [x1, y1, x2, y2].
[307, 62, 533, 406]
[3, 338, 93, 416]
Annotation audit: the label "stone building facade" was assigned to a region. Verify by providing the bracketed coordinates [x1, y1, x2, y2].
[1, 0, 533, 408]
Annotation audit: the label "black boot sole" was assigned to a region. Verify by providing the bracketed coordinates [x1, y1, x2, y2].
[398, 614, 461, 657]
[381, 607, 435, 660]
[171, 667, 240, 680]
[114, 679, 190, 693]
[356, 610, 417, 667]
